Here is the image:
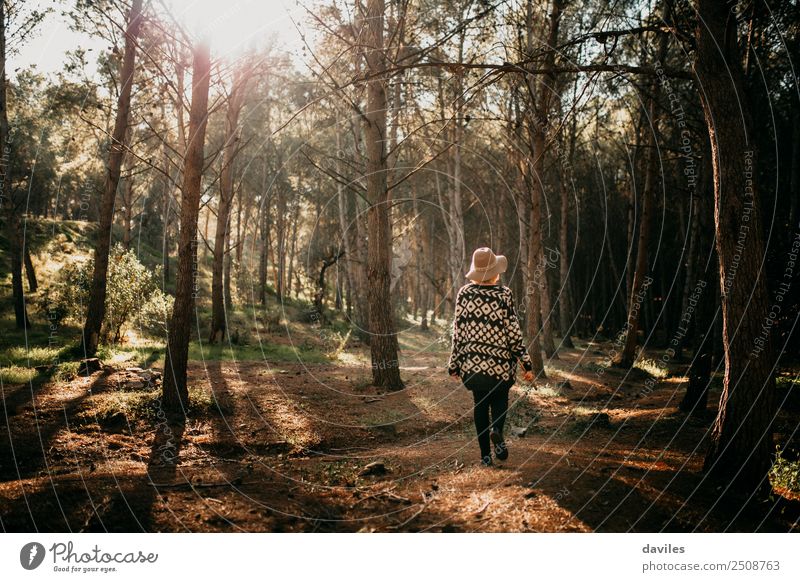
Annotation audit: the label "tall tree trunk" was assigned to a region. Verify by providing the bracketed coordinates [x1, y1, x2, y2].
[202, 203, 210, 260]
[614, 29, 667, 368]
[680, 149, 716, 413]
[161, 126, 174, 289]
[234, 181, 242, 265]
[210, 71, 249, 343]
[23, 246, 37, 292]
[81, 0, 143, 355]
[695, 0, 776, 498]
[625, 181, 635, 303]
[336, 123, 356, 317]
[524, 167, 546, 377]
[558, 161, 574, 348]
[258, 165, 270, 305]
[121, 174, 134, 249]
[276, 189, 287, 299]
[520, 0, 564, 377]
[162, 41, 211, 413]
[789, 108, 799, 241]
[286, 200, 299, 300]
[675, 176, 701, 360]
[224, 233, 232, 308]
[1, 1, 28, 329]
[363, 0, 403, 390]
[435, 72, 465, 308]
[448, 32, 466, 304]
[539, 250, 558, 359]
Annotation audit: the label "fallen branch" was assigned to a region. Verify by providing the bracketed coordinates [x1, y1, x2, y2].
[352, 486, 411, 507]
[149, 479, 246, 490]
[388, 487, 433, 529]
[388, 502, 428, 530]
[474, 500, 491, 515]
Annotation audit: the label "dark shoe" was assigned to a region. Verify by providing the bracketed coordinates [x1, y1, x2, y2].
[491, 430, 508, 460]
[480, 455, 493, 467]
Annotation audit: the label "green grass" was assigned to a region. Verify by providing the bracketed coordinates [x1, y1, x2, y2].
[362, 408, 407, 428]
[3, 345, 64, 367]
[95, 339, 329, 366]
[53, 361, 81, 382]
[0, 365, 37, 385]
[634, 357, 669, 379]
[75, 383, 231, 425]
[530, 382, 563, 398]
[190, 341, 328, 363]
[96, 343, 164, 368]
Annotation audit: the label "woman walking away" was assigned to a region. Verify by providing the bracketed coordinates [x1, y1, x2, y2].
[448, 247, 535, 466]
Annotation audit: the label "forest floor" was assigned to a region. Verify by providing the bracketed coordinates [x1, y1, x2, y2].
[1, 318, 800, 533]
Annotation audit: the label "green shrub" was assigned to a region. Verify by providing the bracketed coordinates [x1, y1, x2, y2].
[135, 288, 174, 340]
[35, 260, 91, 328]
[770, 445, 800, 493]
[38, 243, 173, 343]
[0, 365, 37, 385]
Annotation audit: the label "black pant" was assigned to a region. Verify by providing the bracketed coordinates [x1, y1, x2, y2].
[463, 374, 512, 458]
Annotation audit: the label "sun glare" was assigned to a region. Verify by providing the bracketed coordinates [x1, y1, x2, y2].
[164, 0, 301, 58]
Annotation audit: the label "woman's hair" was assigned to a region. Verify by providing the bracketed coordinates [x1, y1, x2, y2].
[469, 273, 500, 284]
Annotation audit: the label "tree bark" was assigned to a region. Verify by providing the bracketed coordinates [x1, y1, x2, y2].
[224, 236, 232, 308]
[695, 0, 776, 498]
[258, 161, 271, 305]
[674, 186, 699, 361]
[1, 1, 29, 329]
[520, 0, 564, 377]
[614, 28, 667, 368]
[435, 72, 465, 310]
[161, 120, 174, 289]
[789, 108, 799, 242]
[363, 0, 403, 390]
[336, 122, 356, 317]
[162, 41, 211, 414]
[23, 245, 37, 292]
[81, 0, 143, 355]
[680, 150, 716, 413]
[286, 200, 299, 300]
[276, 187, 287, 299]
[121, 173, 134, 249]
[524, 176, 546, 377]
[210, 70, 249, 343]
[558, 153, 574, 348]
[539, 246, 558, 358]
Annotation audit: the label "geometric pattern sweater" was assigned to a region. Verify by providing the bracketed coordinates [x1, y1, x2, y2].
[447, 282, 534, 382]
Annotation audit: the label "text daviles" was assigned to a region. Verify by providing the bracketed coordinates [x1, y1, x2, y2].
[642, 544, 685, 554]
[49, 542, 158, 564]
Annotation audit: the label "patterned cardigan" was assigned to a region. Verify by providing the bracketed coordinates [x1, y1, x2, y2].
[447, 283, 534, 382]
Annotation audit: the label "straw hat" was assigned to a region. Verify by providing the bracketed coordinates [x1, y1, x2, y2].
[465, 247, 508, 282]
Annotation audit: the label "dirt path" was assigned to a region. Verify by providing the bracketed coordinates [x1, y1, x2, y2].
[1, 337, 797, 532]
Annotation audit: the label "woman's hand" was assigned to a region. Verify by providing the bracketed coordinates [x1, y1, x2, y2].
[523, 370, 534, 383]
[449, 373, 460, 381]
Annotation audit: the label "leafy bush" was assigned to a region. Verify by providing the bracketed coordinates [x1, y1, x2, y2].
[35, 260, 91, 328]
[104, 245, 165, 341]
[39, 243, 173, 343]
[134, 288, 174, 340]
[0, 365, 37, 385]
[771, 446, 800, 493]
